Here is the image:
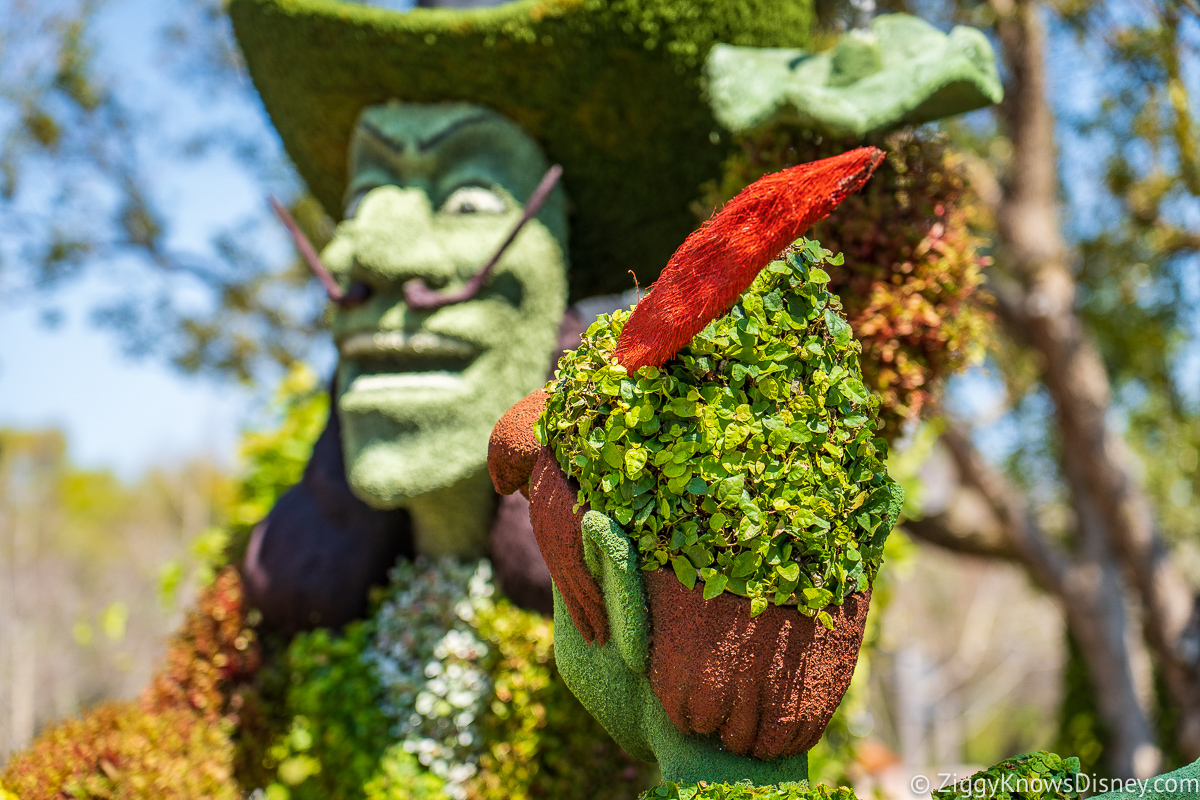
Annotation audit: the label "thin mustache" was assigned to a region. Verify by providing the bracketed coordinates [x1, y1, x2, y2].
[268, 163, 562, 311]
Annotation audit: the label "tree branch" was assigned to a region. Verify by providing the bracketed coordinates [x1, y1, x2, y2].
[986, 0, 1200, 767]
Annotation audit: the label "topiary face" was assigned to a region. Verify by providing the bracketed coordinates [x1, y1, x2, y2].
[326, 103, 568, 527]
[537, 238, 902, 621]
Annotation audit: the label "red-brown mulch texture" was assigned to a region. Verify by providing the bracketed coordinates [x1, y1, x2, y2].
[646, 569, 870, 760]
[528, 446, 610, 645]
[488, 390, 549, 498]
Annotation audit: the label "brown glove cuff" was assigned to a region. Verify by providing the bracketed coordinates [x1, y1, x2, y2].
[488, 390, 548, 497]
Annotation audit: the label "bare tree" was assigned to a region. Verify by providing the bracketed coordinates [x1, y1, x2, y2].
[899, 0, 1200, 777]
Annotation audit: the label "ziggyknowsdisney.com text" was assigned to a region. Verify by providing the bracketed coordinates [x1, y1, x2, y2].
[909, 771, 1200, 797]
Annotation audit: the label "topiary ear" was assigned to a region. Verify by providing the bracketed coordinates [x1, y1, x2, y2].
[580, 511, 650, 674]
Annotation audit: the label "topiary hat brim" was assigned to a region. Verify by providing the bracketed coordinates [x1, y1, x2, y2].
[228, 0, 818, 299]
[229, 1, 1002, 300]
[706, 14, 1004, 136]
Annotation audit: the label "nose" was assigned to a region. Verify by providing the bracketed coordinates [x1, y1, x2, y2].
[345, 186, 457, 290]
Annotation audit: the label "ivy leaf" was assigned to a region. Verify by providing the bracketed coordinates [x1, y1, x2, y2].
[601, 441, 623, 470]
[823, 308, 852, 348]
[624, 446, 647, 477]
[841, 377, 870, 406]
[702, 572, 729, 600]
[672, 557, 698, 590]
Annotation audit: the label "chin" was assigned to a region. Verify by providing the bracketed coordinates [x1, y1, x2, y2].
[342, 421, 492, 510]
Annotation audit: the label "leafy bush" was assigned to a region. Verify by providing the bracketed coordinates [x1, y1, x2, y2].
[226, 364, 329, 563]
[933, 751, 1082, 800]
[700, 128, 990, 435]
[0, 703, 238, 800]
[640, 782, 860, 799]
[363, 744, 449, 799]
[539, 239, 901, 618]
[143, 566, 261, 724]
[246, 559, 655, 800]
[252, 622, 396, 800]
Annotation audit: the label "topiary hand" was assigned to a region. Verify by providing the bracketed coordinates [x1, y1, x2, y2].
[489, 389, 613, 645]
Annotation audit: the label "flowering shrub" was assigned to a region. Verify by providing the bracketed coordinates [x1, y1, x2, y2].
[250, 558, 655, 800]
[0, 568, 259, 799]
[143, 566, 260, 724]
[0, 703, 238, 799]
[699, 128, 990, 435]
[365, 558, 496, 799]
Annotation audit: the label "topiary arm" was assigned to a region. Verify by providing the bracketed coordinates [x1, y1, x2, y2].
[490, 391, 611, 644]
[581, 510, 651, 674]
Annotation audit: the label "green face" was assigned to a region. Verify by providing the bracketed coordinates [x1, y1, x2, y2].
[325, 102, 568, 510]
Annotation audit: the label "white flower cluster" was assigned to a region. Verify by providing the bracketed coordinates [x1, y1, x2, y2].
[364, 557, 496, 800]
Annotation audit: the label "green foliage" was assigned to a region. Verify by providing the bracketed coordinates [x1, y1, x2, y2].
[363, 745, 448, 800]
[226, 364, 329, 562]
[699, 127, 990, 436]
[640, 782, 859, 799]
[540, 238, 901, 617]
[933, 751, 1082, 800]
[253, 622, 396, 800]
[0, 702, 239, 800]
[143, 567, 261, 725]
[469, 591, 655, 800]
[245, 566, 654, 800]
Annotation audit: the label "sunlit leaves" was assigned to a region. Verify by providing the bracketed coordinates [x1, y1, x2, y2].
[539, 239, 902, 617]
[698, 127, 991, 436]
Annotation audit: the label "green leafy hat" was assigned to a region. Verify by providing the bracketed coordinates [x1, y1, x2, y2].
[228, 0, 1000, 299]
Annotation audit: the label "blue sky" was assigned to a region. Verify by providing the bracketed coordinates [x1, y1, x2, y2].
[0, 0, 291, 480]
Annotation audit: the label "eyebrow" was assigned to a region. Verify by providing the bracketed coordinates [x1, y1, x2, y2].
[356, 113, 493, 155]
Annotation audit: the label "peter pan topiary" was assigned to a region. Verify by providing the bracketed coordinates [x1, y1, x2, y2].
[538, 238, 902, 620]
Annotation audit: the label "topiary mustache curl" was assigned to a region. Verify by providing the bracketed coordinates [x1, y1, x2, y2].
[536, 147, 905, 622]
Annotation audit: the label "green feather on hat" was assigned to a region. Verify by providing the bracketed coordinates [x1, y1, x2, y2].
[229, 0, 1001, 299]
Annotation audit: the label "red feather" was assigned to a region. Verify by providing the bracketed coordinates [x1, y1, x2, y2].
[613, 147, 884, 373]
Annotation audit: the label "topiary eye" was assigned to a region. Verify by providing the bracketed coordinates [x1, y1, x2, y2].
[441, 186, 507, 215]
